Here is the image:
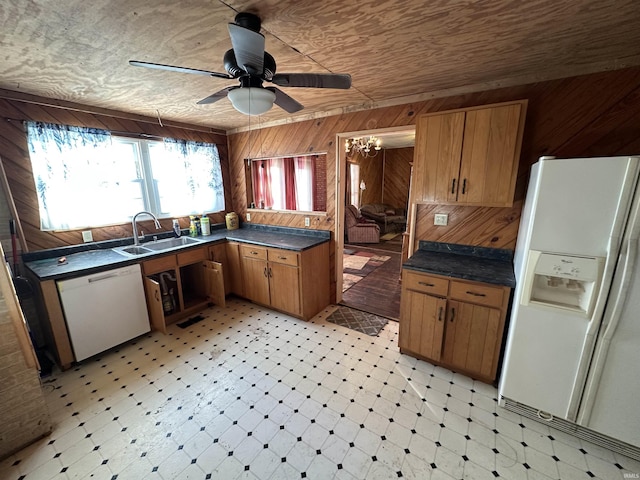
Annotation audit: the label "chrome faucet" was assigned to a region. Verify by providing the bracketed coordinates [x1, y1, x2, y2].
[132, 211, 161, 246]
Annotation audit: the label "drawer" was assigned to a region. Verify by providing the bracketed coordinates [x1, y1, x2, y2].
[449, 280, 505, 308]
[177, 247, 207, 265]
[240, 244, 267, 260]
[403, 270, 448, 297]
[143, 254, 177, 274]
[268, 248, 299, 267]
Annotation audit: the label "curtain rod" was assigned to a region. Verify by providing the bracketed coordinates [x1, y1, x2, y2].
[245, 152, 326, 162]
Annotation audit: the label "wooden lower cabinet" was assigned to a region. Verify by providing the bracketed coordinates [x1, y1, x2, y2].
[142, 246, 224, 334]
[225, 241, 244, 296]
[399, 269, 510, 384]
[240, 242, 329, 320]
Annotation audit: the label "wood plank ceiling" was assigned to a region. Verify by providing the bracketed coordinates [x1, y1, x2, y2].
[2, 0, 640, 132]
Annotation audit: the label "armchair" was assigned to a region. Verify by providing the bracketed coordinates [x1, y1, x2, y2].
[345, 205, 380, 244]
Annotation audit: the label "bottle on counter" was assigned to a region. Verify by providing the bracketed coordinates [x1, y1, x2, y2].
[195, 216, 201, 236]
[189, 216, 198, 237]
[201, 214, 211, 236]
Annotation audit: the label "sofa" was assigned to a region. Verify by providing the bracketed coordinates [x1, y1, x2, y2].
[345, 205, 380, 244]
[360, 203, 407, 234]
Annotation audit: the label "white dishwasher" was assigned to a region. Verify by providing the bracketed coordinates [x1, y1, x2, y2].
[57, 264, 150, 361]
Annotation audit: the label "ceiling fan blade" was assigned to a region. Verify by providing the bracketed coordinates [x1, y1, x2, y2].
[267, 87, 304, 113]
[197, 87, 235, 105]
[228, 23, 265, 75]
[129, 60, 231, 80]
[271, 73, 352, 89]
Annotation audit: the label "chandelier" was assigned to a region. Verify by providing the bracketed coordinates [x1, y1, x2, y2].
[345, 135, 382, 158]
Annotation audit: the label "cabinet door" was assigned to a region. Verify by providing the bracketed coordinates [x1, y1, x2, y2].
[203, 261, 225, 308]
[225, 242, 244, 296]
[144, 277, 167, 334]
[442, 300, 502, 380]
[269, 262, 301, 316]
[399, 289, 446, 361]
[209, 244, 230, 294]
[241, 257, 270, 305]
[412, 111, 465, 204]
[457, 103, 522, 206]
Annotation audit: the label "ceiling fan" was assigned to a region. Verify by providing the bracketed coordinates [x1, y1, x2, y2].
[129, 12, 352, 116]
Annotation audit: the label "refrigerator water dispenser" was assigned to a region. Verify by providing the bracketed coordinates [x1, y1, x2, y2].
[522, 251, 604, 316]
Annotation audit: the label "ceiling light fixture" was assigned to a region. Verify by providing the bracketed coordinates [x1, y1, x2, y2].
[345, 136, 382, 158]
[228, 87, 276, 115]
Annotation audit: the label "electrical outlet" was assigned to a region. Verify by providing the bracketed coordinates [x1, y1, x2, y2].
[434, 214, 448, 226]
[305, 217, 310, 227]
[82, 230, 93, 242]
[246, 213, 251, 222]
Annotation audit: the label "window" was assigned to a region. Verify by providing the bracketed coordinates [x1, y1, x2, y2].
[249, 154, 324, 212]
[26, 122, 224, 230]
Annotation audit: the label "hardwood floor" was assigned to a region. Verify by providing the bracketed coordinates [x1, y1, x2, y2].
[341, 244, 402, 320]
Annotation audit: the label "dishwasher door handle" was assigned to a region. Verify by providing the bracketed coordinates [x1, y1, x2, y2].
[88, 272, 121, 283]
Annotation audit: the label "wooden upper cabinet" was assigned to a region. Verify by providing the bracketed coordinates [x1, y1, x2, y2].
[413, 111, 465, 204]
[412, 100, 527, 207]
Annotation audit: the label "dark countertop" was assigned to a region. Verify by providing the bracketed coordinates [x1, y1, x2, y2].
[24, 224, 330, 282]
[403, 241, 515, 288]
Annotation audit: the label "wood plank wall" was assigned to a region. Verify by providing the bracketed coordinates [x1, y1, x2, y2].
[228, 67, 640, 297]
[358, 152, 383, 206]
[0, 98, 231, 251]
[383, 147, 413, 212]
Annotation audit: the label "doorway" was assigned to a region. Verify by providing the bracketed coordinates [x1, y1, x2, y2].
[336, 127, 415, 320]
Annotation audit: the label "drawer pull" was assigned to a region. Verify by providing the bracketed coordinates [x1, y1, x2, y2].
[251, 251, 259, 255]
[438, 306, 443, 321]
[418, 281, 435, 287]
[466, 290, 487, 297]
[278, 256, 288, 260]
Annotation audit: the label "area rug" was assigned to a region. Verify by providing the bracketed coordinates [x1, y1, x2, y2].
[327, 305, 390, 336]
[342, 273, 363, 292]
[380, 232, 401, 241]
[343, 254, 370, 270]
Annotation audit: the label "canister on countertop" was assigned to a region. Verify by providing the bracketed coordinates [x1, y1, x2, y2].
[201, 214, 211, 236]
[225, 212, 239, 230]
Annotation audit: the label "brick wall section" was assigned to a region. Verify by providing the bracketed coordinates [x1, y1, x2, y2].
[314, 155, 327, 211]
[0, 289, 51, 459]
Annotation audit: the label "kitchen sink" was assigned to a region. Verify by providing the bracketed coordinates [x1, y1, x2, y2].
[143, 236, 202, 251]
[113, 245, 153, 256]
[112, 236, 202, 257]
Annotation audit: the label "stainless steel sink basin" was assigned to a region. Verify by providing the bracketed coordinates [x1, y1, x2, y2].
[143, 236, 202, 251]
[112, 237, 202, 257]
[113, 245, 152, 257]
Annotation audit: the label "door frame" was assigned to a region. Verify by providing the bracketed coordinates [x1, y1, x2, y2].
[334, 126, 416, 303]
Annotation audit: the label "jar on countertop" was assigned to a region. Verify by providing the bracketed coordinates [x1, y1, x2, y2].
[225, 212, 239, 230]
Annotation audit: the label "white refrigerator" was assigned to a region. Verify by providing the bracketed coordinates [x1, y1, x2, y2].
[499, 156, 640, 454]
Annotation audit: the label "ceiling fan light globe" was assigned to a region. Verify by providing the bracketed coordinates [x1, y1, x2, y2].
[228, 87, 275, 115]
